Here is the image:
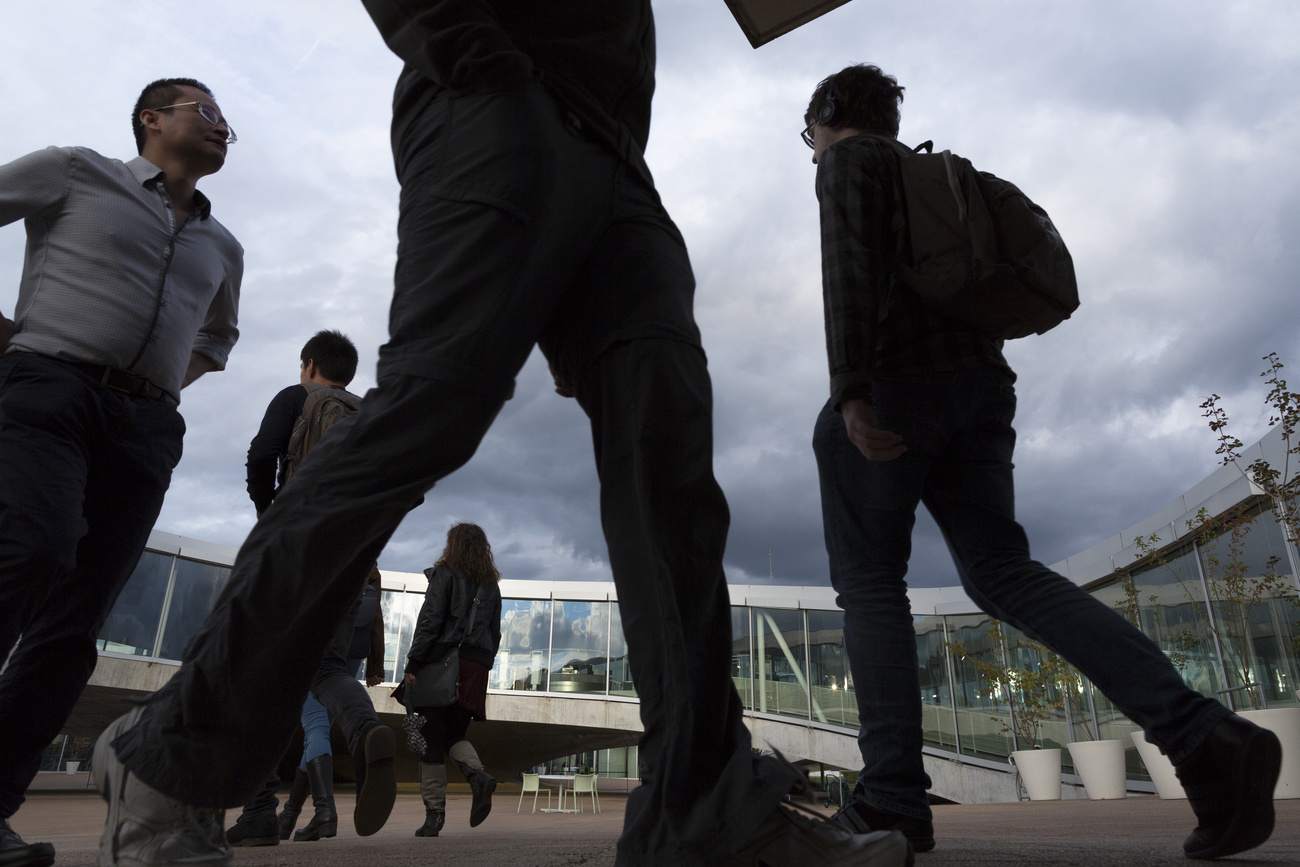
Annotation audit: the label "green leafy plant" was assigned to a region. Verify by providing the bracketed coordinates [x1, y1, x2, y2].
[947, 621, 1067, 749]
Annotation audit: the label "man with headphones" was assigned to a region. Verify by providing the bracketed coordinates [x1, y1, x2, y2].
[805, 63, 1279, 860]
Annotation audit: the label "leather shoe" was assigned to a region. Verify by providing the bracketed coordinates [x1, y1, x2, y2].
[1175, 715, 1281, 860]
[0, 818, 54, 867]
[725, 800, 912, 867]
[832, 798, 935, 853]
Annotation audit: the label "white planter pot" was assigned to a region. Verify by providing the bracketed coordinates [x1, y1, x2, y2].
[65, 761, 79, 774]
[1239, 707, 1300, 800]
[1131, 731, 1186, 799]
[1066, 739, 1127, 800]
[1009, 748, 1061, 801]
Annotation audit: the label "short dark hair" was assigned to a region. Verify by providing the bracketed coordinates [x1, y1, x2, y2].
[132, 77, 214, 154]
[805, 64, 905, 138]
[301, 330, 358, 385]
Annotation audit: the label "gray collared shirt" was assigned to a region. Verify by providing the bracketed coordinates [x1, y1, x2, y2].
[0, 146, 242, 402]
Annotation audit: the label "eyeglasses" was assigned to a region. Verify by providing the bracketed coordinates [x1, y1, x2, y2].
[801, 122, 815, 149]
[151, 102, 237, 144]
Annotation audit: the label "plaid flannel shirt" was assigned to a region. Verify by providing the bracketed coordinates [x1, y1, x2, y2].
[816, 133, 1010, 409]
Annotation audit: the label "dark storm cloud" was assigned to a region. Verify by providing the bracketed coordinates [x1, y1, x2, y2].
[2, 1, 1297, 592]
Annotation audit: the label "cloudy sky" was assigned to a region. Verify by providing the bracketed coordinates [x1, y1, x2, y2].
[2, 1, 1297, 589]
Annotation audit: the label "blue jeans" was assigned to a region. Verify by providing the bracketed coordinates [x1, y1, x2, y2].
[813, 366, 1230, 820]
[298, 694, 331, 769]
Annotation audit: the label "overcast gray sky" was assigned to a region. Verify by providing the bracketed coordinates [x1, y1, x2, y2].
[2, 1, 1297, 588]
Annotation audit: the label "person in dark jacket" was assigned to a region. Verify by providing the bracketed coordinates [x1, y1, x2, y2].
[92, 8, 908, 867]
[805, 63, 1279, 861]
[402, 523, 503, 837]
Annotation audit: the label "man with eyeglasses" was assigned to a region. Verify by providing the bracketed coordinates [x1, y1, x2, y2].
[805, 63, 1278, 860]
[0, 76, 241, 867]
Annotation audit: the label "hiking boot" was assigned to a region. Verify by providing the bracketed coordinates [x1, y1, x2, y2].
[1175, 715, 1281, 860]
[725, 800, 912, 867]
[224, 809, 278, 847]
[832, 798, 935, 853]
[351, 724, 396, 837]
[0, 817, 55, 867]
[93, 707, 231, 867]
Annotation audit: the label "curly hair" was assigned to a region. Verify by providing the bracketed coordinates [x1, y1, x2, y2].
[434, 522, 501, 585]
[805, 64, 905, 138]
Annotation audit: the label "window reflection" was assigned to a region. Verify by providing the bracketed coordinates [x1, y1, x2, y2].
[915, 614, 954, 751]
[493, 599, 552, 691]
[549, 600, 609, 694]
[380, 590, 422, 684]
[97, 550, 173, 656]
[608, 602, 635, 697]
[156, 559, 231, 660]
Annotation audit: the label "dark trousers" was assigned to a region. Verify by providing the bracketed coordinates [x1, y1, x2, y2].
[813, 368, 1231, 820]
[114, 81, 793, 864]
[0, 354, 183, 818]
[416, 705, 471, 764]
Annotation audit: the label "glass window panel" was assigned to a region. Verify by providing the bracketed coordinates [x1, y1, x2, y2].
[1198, 507, 1300, 710]
[156, 558, 231, 660]
[915, 614, 955, 751]
[98, 550, 173, 656]
[807, 609, 853, 728]
[946, 614, 1014, 761]
[609, 602, 635, 697]
[731, 607, 754, 710]
[754, 608, 809, 721]
[1000, 624, 1070, 766]
[549, 600, 609, 694]
[492, 599, 552, 691]
[380, 590, 423, 684]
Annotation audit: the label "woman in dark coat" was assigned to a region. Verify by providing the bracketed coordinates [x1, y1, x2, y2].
[403, 523, 503, 837]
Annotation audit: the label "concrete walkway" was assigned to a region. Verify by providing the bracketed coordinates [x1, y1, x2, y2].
[12, 783, 1300, 866]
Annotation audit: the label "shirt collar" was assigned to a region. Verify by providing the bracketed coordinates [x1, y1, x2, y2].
[126, 155, 214, 220]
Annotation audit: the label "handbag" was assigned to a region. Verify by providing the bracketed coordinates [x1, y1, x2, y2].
[405, 581, 482, 708]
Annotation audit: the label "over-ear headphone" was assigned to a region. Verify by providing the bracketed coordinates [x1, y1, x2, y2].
[817, 79, 841, 127]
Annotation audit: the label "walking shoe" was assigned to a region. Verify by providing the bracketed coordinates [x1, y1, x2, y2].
[224, 809, 278, 847]
[1175, 715, 1281, 860]
[94, 707, 231, 867]
[351, 724, 396, 837]
[832, 797, 935, 853]
[725, 800, 912, 867]
[0, 817, 55, 867]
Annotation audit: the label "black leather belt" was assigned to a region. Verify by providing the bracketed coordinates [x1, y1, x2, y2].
[67, 360, 179, 408]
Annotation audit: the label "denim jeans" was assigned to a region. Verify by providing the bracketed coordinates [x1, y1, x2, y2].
[813, 366, 1230, 820]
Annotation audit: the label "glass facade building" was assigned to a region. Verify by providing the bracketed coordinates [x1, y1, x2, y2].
[40, 426, 1300, 785]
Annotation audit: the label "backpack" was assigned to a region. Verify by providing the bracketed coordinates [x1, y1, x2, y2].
[868, 135, 1080, 339]
[282, 383, 363, 483]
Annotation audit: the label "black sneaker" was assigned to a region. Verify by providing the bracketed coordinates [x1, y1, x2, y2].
[1175, 715, 1281, 860]
[725, 800, 912, 867]
[0, 817, 55, 867]
[225, 810, 279, 847]
[832, 798, 935, 853]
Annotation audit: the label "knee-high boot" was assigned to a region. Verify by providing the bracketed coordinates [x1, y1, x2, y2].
[277, 768, 310, 840]
[415, 762, 447, 837]
[294, 755, 338, 841]
[448, 740, 495, 828]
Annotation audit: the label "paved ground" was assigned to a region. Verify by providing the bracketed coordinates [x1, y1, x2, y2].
[13, 779, 1300, 866]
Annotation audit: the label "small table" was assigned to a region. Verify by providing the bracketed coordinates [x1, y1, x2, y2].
[538, 775, 577, 813]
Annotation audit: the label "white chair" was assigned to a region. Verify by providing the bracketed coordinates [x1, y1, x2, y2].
[518, 773, 553, 813]
[571, 773, 600, 813]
